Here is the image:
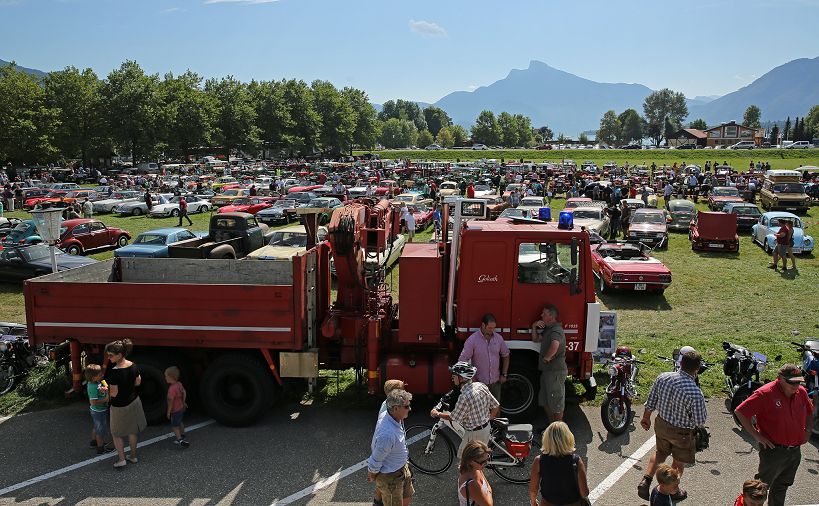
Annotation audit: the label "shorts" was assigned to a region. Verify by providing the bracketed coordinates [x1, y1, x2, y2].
[654, 416, 695, 464]
[375, 463, 414, 506]
[538, 370, 566, 414]
[170, 410, 184, 428]
[90, 409, 110, 438]
[407, 229, 415, 239]
[776, 244, 788, 256]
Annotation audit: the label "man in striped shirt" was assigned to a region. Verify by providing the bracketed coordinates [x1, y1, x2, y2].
[637, 350, 707, 502]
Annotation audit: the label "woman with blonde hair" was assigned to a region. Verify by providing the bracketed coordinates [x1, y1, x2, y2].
[458, 440, 493, 506]
[528, 422, 589, 506]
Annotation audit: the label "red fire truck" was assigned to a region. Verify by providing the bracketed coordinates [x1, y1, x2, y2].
[24, 199, 601, 426]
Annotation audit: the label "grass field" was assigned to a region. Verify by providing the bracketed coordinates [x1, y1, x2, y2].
[359, 148, 819, 170]
[1, 171, 817, 405]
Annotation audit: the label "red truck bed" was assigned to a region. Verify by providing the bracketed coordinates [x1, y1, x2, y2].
[24, 255, 319, 350]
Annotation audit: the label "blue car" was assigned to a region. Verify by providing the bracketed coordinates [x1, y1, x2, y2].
[751, 212, 814, 255]
[114, 228, 205, 258]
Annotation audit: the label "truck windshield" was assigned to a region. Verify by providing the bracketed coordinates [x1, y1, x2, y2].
[772, 183, 805, 193]
[517, 242, 575, 284]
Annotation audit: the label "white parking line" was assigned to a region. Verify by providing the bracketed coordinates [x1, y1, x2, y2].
[0, 419, 215, 497]
[588, 435, 656, 504]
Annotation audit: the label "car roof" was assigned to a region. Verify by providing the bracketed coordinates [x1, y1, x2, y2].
[634, 207, 664, 214]
[139, 228, 190, 235]
[762, 211, 799, 219]
[62, 219, 97, 226]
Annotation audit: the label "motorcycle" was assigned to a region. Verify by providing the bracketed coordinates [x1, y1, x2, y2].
[0, 335, 46, 396]
[656, 348, 713, 387]
[601, 346, 643, 435]
[791, 340, 819, 436]
[723, 341, 777, 424]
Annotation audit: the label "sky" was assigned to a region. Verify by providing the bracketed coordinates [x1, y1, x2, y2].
[2, 0, 818, 104]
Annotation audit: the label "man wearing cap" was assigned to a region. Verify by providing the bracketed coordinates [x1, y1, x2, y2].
[735, 364, 814, 506]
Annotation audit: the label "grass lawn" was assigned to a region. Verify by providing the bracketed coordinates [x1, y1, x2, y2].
[1, 180, 817, 405]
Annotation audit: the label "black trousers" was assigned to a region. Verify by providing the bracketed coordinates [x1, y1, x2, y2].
[756, 445, 801, 506]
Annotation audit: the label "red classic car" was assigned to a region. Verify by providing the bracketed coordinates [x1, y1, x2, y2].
[708, 186, 743, 211]
[24, 190, 67, 209]
[287, 184, 324, 194]
[58, 219, 131, 256]
[689, 211, 739, 252]
[408, 204, 434, 230]
[591, 242, 672, 295]
[374, 180, 399, 197]
[218, 197, 277, 215]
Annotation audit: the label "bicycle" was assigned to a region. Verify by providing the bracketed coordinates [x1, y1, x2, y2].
[405, 391, 537, 484]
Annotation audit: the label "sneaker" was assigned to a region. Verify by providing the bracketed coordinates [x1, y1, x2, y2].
[671, 489, 688, 501]
[767, 264, 776, 269]
[637, 475, 652, 501]
[97, 445, 116, 455]
[180, 439, 190, 448]
[126, 456, 138, 464]
[173, 439, 181, 445]
[113, 460, 126, 469]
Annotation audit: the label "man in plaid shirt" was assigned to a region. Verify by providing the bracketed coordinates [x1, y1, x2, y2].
[430, 362, 500, 459]
[637, 350, 707, 502]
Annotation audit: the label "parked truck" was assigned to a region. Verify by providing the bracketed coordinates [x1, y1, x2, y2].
[24, 199, 602, 426]
[167, 212, 271, 260]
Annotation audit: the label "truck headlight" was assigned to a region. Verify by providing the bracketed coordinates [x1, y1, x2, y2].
[656, 233, 665, 238]
[629, 231, 637, 237]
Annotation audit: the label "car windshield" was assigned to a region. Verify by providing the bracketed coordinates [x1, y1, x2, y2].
[6, 222, 34, 241]
[520, 198, 544, 206]
[573, 209, 603, 220]
[713, 188, 739, 197]
[394, 195, 413, 202]
[292, 193, 313, 203]
[772, 183, 805, 193]
[222, 189, 241, 196]
[230, 198, 251, 206]
[440, 183, 457, 189]
[770, 217, 802, 228]
[134, 234, 168, 245]
[631, 213, 665, 224]
[19, 244, 60, 261]
[474, 185, 491, 191]
[273, 200, 296, 209]
[733, 207, 761, 216]
[669, 203, 694, 212]
[501, 209, 526, 218]
[307, 199, 330, 207]
[269, 232, 307, 247]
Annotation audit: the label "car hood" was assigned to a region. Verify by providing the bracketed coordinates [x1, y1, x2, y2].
[29, 255, 97, 270]
[258, 207, 287, 215]
[766, 226, 811, 244]
[711, 196, 743, 202]
[629, 223, 666, 233]
[151, 204, 178, 211]
[601, 256, 670, 273]
[114, 245, 167, 257]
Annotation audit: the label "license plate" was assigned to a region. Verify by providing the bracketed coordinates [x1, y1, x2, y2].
[708, 243, 724, 248]
[786, 208, 797, 211]
[635, 283, 646, 290]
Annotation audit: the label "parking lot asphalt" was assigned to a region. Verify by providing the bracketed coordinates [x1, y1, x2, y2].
[0, 398, 816, 506]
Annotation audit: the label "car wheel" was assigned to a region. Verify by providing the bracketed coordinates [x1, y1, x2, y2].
[764, 241, 772, 254]
[170, 209, 180, 217]
[66, 244, 82, 255]
[201, 205, 210, 213]
[132, 208, 142, 216]
[117, 235, 128, 247]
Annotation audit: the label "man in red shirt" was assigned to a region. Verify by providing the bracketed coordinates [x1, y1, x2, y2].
[466, 182, 475, 199]
[735, 364, 814, 506]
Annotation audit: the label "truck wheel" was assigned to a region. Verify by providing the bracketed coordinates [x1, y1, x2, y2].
[501, 354, 540, 422]
[209, 245, 236, 259]
[133, 356, 169, 424]
[200, 354, 276, 427]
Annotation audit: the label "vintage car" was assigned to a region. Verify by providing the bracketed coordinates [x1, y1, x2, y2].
[497, 208, 535, 220]
[723, 202, 762, 232]
[373, 180, 400, 197]
[708, 186, 743, 211]
[620, 198, 646, 213]
[666, 199, 696, 231]
[591, 242, 672, 295]
[394, 193, 432, 207]
[409, 203, 434, 230]
[472, 184, 496, 198]
[347, 186, 371, 199]
[564, 197, 592, 209]
[24, 190, 67, 209]
[479, 195, 511, 219]
[626, 208, 668, 248]
[114, 194, 173, 216]
[256, 199, 298, 225]
[217, 197, 276, 215]
[690, 211, 739, 252]
[210, 188, 250, 207]
[247, 225, 328, 261]
[304, 197, 344, 224]
[0, 243, 97, 282]
[759, 170, 811, 213]
[752, 212, 814, 255]
[58, 219, 131, 255]
[92, 191, 142, 213]
[502, 183, 525, 199]
[567, 205, 610, 236]
[0, 219, 50, 249]
[438, 181, 460, 197]
[150, 195, 212, 217]
[114, 228, 205, 258]
[211, 176, 239, 192]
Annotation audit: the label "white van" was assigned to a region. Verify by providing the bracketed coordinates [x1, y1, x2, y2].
[786, 141, 811, 149]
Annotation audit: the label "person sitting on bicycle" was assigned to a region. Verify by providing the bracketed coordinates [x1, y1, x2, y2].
[430, 362, 500, 459]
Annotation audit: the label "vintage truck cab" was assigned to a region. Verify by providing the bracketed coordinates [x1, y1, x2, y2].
[759, 169, 810, 213]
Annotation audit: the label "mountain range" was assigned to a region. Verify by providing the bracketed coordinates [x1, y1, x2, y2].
[5, 56, 819, 135]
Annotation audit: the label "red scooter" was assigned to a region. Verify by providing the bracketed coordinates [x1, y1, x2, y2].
[601, 346, 643, 435]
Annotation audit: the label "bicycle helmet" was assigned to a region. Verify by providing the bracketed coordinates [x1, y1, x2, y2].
[449, 361, 477, 380]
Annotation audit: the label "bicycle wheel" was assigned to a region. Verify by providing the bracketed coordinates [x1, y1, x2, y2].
[406, 424, 455, 475]
[488, 437, 539, 484]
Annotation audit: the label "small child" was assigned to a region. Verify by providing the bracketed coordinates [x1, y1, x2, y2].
[650, 464, 679, 506]
[165, 366, 189, 448]
[84, 364, 113, 455]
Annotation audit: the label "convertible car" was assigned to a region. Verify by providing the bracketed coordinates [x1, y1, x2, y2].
[591, 242, 672, 295]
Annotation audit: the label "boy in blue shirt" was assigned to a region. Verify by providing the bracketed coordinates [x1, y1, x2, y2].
[85, 364, 113, 454]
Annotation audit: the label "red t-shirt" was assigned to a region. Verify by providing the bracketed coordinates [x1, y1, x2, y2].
[167, 382, 186, 413]
[736, 379, 813, 446]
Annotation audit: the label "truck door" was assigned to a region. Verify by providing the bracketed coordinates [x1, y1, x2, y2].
[511, 240, 585, 350]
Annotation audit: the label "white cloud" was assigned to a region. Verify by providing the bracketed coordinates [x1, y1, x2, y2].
[0, 0, 24, 6]
[204, 0, 279, 4]
[162, 6, 182, 13]
[409, 19, 447, 37]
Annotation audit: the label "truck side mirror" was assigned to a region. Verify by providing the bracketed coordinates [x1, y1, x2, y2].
[570, 237, 578, 266]
[569, 267, 579, 295]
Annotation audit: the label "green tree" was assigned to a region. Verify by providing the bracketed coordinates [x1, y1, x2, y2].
[535, 125, 553, 142]
[805, 105, 819, 137]
[743, 105, 761, 128]
[379, 118, 417, 148]
[497, 112, 517, 147]
[578, 132, 590, 144]
[249, 79, 292, 157]
[102, 60, 164, 163]
[783, 117, 791, 141]
[0, 63, 58, 164]
[378, 99, 427, 132]
[422, 106, 452, 137]
[450, 124, 469, 147]
[471, 110, 500, 146]
[342, 87, 380, 152]
[642, 88, 688, 146]
[205, 76, 261, 157]
[596, 110, 620, 145]
[769, 124, 780, 145]
[435, 126, 455, 148]
[44, 66, 105, 165]
[618, 109, 644, 144]
[281, 79, 320, 156]
[161, 71, 215, 159]
[689, 118, 707, 130]
[311, 80, 356, 155]
[417, 129, 434, 147]
[514, 114, 534, 146]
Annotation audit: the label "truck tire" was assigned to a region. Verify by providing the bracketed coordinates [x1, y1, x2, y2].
[133, 356, 169, 424]
[200, 354, 275, 427]
[208, 245, 236, 259]
[501, 353, 540, 422]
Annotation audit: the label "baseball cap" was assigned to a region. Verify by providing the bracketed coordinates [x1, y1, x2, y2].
[778, 364, 806, 384]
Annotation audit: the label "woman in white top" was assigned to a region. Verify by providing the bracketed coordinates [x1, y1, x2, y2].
[458, 440, 493, 506]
